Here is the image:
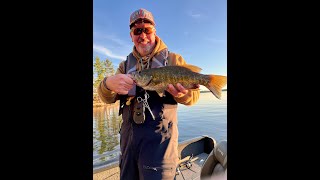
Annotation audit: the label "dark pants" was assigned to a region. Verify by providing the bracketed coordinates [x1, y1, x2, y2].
[119, 92, 178, 180]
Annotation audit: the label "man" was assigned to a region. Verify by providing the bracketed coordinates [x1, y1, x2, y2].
[98, 8, 200, 179]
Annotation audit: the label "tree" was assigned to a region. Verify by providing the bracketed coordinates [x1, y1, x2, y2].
[93, 56, 106, 89]
[105, 59, 115, 78]
[93, 56, 115, 103]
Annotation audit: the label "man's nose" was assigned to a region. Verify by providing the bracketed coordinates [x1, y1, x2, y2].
[139, 32, 147, 38]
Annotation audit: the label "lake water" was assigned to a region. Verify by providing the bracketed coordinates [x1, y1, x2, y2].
[93, 91, 227, 168]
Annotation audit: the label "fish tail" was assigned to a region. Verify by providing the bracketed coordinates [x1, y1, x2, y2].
[205, 75, 227, 99]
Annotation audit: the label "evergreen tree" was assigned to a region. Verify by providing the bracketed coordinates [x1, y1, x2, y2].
[93, 56, 106, 89]
[105, 59, 115, 77]
[93, 56, 116, 104]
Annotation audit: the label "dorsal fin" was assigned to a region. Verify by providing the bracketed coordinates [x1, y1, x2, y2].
[181, 64, 202, 73]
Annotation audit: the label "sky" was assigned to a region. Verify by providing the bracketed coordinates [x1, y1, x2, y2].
[93, 0, 227, 89]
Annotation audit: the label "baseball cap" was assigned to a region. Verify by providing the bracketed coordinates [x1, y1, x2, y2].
[129, 8, 155, 29]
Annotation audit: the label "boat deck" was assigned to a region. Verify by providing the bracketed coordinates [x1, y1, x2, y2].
[175, 152, 209, 180]
[93, 152, 209, 180]
[93, 136, 215, 180]
[93, 162, 120, 180]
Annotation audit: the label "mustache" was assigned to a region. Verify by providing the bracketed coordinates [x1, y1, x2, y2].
[138, 38, 149, 43]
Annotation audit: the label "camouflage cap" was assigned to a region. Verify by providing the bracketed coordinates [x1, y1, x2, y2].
[129, 8, 155, 29]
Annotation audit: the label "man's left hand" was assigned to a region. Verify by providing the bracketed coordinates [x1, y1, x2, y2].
[166, 83, 199, 98]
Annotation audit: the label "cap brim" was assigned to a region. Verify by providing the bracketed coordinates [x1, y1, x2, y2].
[130, 18, 155, 28]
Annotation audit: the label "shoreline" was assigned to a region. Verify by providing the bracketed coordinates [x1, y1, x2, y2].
[93, 90, 226, 107]
[200, 89, 227, 93]
[93, 101, 119, 108]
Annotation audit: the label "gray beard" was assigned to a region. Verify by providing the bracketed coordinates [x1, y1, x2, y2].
[140, 45, 152, 54]
[138, 43, 154, 56]
[141, 45, 152, 54]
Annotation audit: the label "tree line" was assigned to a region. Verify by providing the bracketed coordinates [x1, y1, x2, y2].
[93, 56, 115, 104]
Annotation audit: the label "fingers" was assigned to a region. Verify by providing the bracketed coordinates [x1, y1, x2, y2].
[167, 84, 179, 96]
[167, 83, 188, 98]
[123, 74, 134, 85]
[121, 74, 135, 90]
[118, 89, 130, 95]
[176, 83, 188, 94]
[119, 82, 132, 90]
[116, 86, 132, 95]
[106, 74, 135, 94]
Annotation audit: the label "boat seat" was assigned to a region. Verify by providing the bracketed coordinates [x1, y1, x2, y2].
[200, 140, 227, 179]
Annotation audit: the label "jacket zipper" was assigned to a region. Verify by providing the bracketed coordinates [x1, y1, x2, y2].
[143, 165, 173, 171]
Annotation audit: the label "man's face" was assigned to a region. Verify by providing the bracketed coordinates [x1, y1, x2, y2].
[130, 22, 156, 57]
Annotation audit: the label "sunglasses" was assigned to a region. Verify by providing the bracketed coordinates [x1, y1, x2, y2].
[131, 27, 155, 35]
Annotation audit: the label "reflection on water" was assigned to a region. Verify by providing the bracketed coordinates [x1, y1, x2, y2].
[93, 91, 227, 168]
[93, 102, 122, 167]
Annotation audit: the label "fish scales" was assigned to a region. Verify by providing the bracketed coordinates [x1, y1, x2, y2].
[131, 65, 227, 99]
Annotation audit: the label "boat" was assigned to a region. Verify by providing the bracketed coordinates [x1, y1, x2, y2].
[93, 135, 227, 180]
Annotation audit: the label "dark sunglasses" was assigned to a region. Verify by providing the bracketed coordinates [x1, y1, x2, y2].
[131, 27, 155, 35]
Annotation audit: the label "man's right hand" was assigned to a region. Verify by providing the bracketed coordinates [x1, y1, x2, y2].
[105, 74, 134, 95]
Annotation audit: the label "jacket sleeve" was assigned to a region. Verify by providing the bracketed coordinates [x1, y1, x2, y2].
[168, 53, 200, 106]
[97, 61, 126, 104]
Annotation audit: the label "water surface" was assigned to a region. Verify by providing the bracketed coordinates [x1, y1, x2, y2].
[93, 91, 227, 168]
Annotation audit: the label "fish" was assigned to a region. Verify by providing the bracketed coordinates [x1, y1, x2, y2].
[130, 64, 227, 99]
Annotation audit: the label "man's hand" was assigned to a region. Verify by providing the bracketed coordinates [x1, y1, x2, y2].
[106, 74, 134, 95]
[166, 83, 200, 98]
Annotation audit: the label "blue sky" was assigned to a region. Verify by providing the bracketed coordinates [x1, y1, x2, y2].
[93, 0, 227, 88]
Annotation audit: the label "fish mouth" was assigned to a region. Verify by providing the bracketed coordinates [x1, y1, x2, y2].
[135, 76, 153, 87]
[128, 73, 137, 84]
[132, 79, 137, 84]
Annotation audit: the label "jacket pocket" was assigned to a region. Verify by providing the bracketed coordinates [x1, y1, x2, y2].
[142, 162, 176, 179]
[143, 165, 173, 171]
